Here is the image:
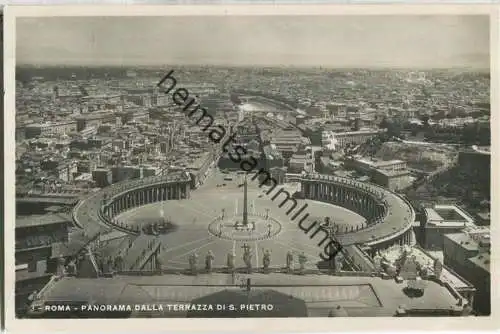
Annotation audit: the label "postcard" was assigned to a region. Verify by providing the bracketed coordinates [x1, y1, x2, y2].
[3, 4, 498, 333]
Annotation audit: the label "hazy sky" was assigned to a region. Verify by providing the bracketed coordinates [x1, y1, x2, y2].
[16, 15, 490, 68]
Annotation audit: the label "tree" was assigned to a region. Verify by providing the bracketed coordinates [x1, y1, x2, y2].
[420, 115, 430, 128]
[379, 117, 390, 129]
[387, 121, 403, 139]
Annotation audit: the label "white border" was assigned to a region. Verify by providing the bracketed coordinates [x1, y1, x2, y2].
[4, 4, 500, 333]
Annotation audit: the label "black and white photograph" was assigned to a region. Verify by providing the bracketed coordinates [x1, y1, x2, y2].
[4, 5, 497, 330]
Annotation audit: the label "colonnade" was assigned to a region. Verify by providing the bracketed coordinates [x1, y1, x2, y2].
[302, 180, 386, 223]
[300, 175, 416, 258]
[366, 230, 415, 256]
[103, 182, 190, 219]
[375, 229, 414, 248]
[399, 230, 413, 245]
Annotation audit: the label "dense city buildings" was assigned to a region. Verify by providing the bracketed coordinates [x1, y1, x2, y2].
[14, 65, 490, 318]
[443, 226, 491, 315]
[323, 129, 385, 150]
[420, 204, 476, 250]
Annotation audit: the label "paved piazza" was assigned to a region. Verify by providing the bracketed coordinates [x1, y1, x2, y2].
[117, 170, 364, 271]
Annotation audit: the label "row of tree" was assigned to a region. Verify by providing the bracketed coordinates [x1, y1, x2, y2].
[378, 117, 490, 146]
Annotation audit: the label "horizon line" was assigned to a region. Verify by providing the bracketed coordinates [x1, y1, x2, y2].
[16, 64, 491, 72]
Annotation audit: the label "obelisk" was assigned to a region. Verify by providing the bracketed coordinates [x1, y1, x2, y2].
[242, 173, 248, 226]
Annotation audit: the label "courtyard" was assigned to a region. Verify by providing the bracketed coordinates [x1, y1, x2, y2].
[117, 170, 364, 271]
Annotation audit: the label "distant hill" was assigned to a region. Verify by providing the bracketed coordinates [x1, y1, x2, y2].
[16, 66, 130, 83]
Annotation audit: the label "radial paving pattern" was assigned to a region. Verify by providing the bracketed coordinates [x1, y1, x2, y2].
[207, 216, 282, 241]
[117, 172, 365, 271]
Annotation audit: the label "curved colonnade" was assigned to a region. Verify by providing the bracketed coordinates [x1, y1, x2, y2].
[72, 172, 192, 240]
[73, 171, 414, 254]
[300, 174, 415, 250]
